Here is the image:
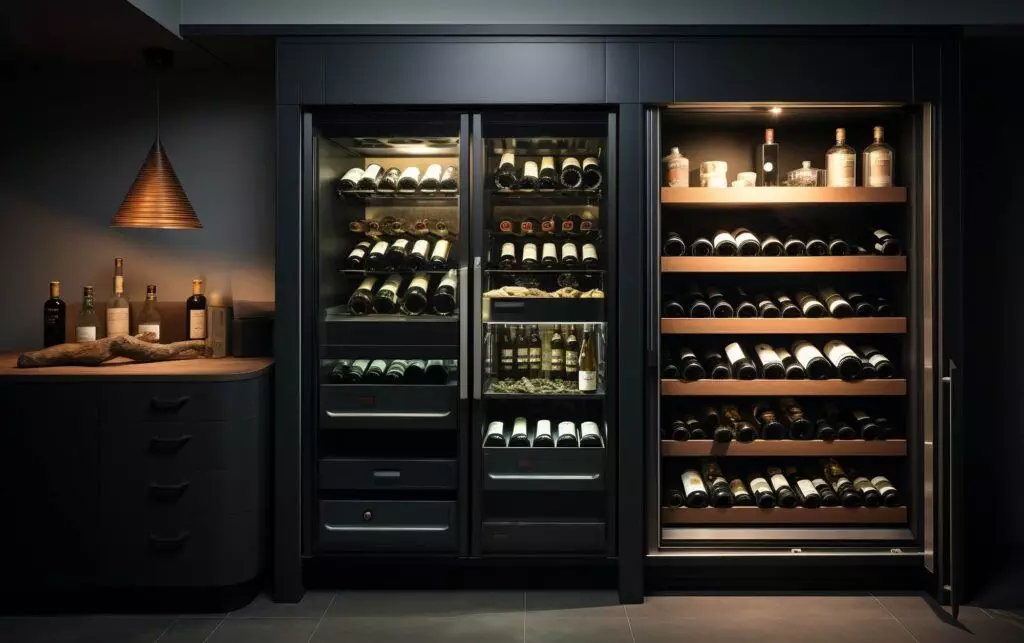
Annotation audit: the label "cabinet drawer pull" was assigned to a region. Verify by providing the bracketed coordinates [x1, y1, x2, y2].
[325, 410, 452, 419]
[324, 523, 450, 532]
[372, 470, 402, 480]
[148, 481, 191, 502]
[487, 473, 601, 481]
[148, 531, 190, 553]
[150, 396, 191, 411]
[149, 435, 192, 453]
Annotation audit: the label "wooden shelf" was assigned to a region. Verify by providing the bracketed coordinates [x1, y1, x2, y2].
[661, 379, 907, 396]
[661, 317, 906, 335]
[661, 256, 906, 273]
[661, 506, 907, 525]
[661, 439, 907, 457]
[661, 186, 907, 205]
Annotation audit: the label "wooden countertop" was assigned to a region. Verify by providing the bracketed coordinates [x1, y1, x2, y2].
[0, 353, 273, 382]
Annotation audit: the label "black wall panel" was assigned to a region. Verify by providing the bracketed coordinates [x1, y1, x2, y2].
[606, 42, 640, 103]
[277, 42, 324, 105]
[638, 42, 674, 104]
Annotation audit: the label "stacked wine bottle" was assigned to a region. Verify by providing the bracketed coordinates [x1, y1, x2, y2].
[663, 286, 891, 318]
[662, 341, 895, 382]
[662, 228, 901, 257]
[484, 417, 604, 448]
[324, 358, 454, 384]
[493, 154, 602, 192]
[337, 163, 458, 194]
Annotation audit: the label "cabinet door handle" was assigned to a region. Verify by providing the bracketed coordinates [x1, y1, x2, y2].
[372, 470, 402, 479]
[149, 435, 192, 453]
[148, 531, 190, 553]
[148, 481, 191, 502]
[487, 473, 601, 481]
[325, 410, 452, 419]
[324, 524, 450, 532]
[150, 396, 191, 411]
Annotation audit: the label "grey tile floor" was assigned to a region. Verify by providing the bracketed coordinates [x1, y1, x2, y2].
[2, 591, 1023, 643]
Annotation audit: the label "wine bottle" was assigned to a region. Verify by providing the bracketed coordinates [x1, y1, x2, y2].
[379, 166, 401, 191]
[871, 229, 901, 255]
[849, 468, 883, 507]
[665, 488, 685, 509]
[329, 359, 352, 383]
[823, 403, 857, 440]
[556, 421, 579, 447]
[534, 420, 555, 447]
[766, 465, 798, 508]
[425, 359, 448, 384]
[521, 242, 539, 269]
[185, 278, 206, 341]
[371, 274, 403, 314]
[663, 232, 687, 257]
[564, 325, 579, 382]
[484, 421, 507, 447]
[747, 470, 777, 508]
[542, 242, 559, 268]
[783, 235, 807, 256]
[527, 325, 543, 378]
[518, 161, 539, 190]
[75, 286, 98, 342]
[814, 417, 838, 441]
[827, 128, 857, 187]
[364, 359, 388, 382]
[561, 241, 580, 267]
[106, 258, 130, 338]
[582, 243, 598, 268]
[707, 286, 735, 318]
[560, 157, 583, 189]
[755, 293, 781, 318]
[337, 167, 364, 191]
[858, 345, 894, 378]
[823, 339, 864, 381]
[850, 244, 870, 255]
[864, 126, 895, 187]
[754, 344, 786, 380]
[405, 359, 426, 383]
[663, 298, 685, 318]
[684, 287, 712, 318]
[779, 397, 814, 440]
[753, 401, 787, 439]
[710, 406, 734, 443]
[513, 325, 529, 379]
[539, 213, 562, 237]
[582, 157, 603, 190]
[137, 284, 161, 341]
[367, 240, 390, 270]
[43, 281, 66, 347]
[509, 416, 531, 447]
[820, 287, 854, 318]
[712, 229, 739, 256]
[702, 406, 722, 436]
[580, 421, 604, 447]
[690, 236, 714, 256]
[876, 416, 895, 440]
[734, 287, 758, 318]
[702, 460, 734, 508]
[681, 469, 709, 508]
[847, 291, 877, 316]
[733, 228, 762, 256]
[761, 234, 784, 257]
[499, 326, 516, 379]
[385, 359, 409, 382]
[729, 477, 755, 506]
[677, 346, 707, 382]
[827, 235, 849, 256]
[549, 325, 565, 380]
[669, 417, 693, 441]
[870, 474, 901, 506]
[823, 458, 863, 507]
[806, 236, 828, 256]
[662, 348, 681, 379]
[578, 325, 599, 393]
[807, 466, 841, 506]
[357, 164, 384, 190]
[875, 297, 893, 316]
[792, 340, 833, 380]
[785, 466, 822, 508]
[775, 348, 808, 379]
[774, 292, 802, 318]
[439, 165, 458, 191]
[385, 238, 411, 268]
[419, 164, 442, 191]
[851, 409, 880, 440]
[346, 240, 373, 269]
[495, 152, 517, 189]
[398, 166, 421, 191]
[703, 350, 732, 379]
[344, 359, 370, 383]
[724, 342, 757, 380]
[399, 273, 430, 316]
[498, 242, 517, 269]
[722, 404, 758, 442]
[796, 290, 827, 318]
[428, 236, 453, 268]
[537, 156, 557, 189]
[404, 239, 429, 270]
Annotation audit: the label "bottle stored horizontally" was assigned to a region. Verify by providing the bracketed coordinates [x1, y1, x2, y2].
[823, 403, 857, 440]
[371, 274, 403, 314]
[779, 397, 814, 440]
[754, 344, 786, 380]
[424, 359, 448, 384]
[814, 417, 838, 441]
[733, 228, 762, 256]
[498, 242, 516, 269]
[665, 488, 685, 509]
[348, 275, 377, 315]
[518, 161, 539, 190]
[385, 359, 409, 382]
[807, 466, 841, 506]
[847, 291, 877, 317]
[662, 348, 681, 379]
[712, 229, 738, 256]
[521, 242, 539, 269]
[681, 469, 709, 508]
[677, 346, 707, 382]
[863, 126, 894, 188]
[357, 164, 384, 190]
[578, 325, 598, 393]
[775, 348, 808, 380]
[76, 286, 98, 343]
[783, 235, 807, 256]
[581, 243, 598, 268]
[871, 228, 901, 255]
[755, 293, 781, 318]
[870, 474, 901, 506]
[707, 286, 735, 318]
[346, 240, 373, 269]
[826, 127, 857, 187]
[785, 466, 823, 508]
[337, 167, 364, 191]
[560, 157, 583, 189]
[823, 339, 864, 381]
[495, 152, 517, 189]
[400, 273, 431, 316]
[761, 234, 784, 257]
[876, 297, 893, 316]
[534, 420, 555, 447]
[766, 465, 798, 508]
[774, 292, 801, 318]
[430, 269, 457, 316]
[663, 298, 685, 318]
[823, 458, 863, 507]
[43, 281, 66, 347]
[851, 409, 880, 440]
[541, 242, 559, 268]
[702, 460, 733, 508]
[827, 235, 849, 257]
[398, 166, 422, 191]
[106, 258, 130, 338]
[581, 157, 602, 190]
[703, 350, 732, 379]
[484, 420, 507, 447]
[439, 165, 458, 191]
[792, 340, 833, 380]
[329, 359, 352, 383]
[734, 287, 758, 318]
[849, 468, 883, 507]
[796, 290, 827, 318]
[561, 241, 580, 267]
[537, 156, 557, 189]
[363, 359, 388, 382]
[858, 345, 895, 379]
[690, 236, 713, 256]
[805, 235, 829, 257]
[379, 167, 401, 191]
[557, 421, 579, 447]
[722, 404, 758, 442]
[385, 238, 410, 267]
[724, 342, 757, 380]
[684, 287, 712, 318]
[580, 421, 604, 447]
[746, 470, 777, 508]
[820, 287, 855, 318]
[729, 477, 755, 506]
[138, 285, 162, 341]
[509, 416, 531, 447]
[404, 359, 427, 382]
[419, 164, 443, 191]
[708, 405, 734, 443]
[753, 401, 787, 439]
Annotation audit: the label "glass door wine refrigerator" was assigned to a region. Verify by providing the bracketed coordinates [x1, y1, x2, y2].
[646, 103, 960, 606]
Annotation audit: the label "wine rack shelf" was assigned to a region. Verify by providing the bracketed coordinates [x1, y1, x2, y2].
[661, 506, 908, 525]
[660, 439, 908, 457]
[660, 186, 908, 205]
[660, 379, 907, 396]
[661, 256, 907, 273]
[337, 190, 459, 205]
[661, 317, 906, 335]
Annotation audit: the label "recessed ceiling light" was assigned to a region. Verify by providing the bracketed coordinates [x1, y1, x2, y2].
[770, 107, 783, 115]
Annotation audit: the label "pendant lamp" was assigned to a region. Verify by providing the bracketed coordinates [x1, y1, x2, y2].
[111, 48, 201, 229]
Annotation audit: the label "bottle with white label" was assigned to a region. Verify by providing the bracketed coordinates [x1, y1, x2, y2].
[407, 239, 431, 270]
[746, 470, 777, 508]
[754, 344, 785, 380]
[357, 164, 384, 190]
[819, 286, 855, 318]
[826, 127, 857, 187]
[795, 291, 827, 318]
[729, 477, 754, 506]
[775, 348, 807, 380]
[806, 466, 841, 506]
[541, 242, 559, 268]
[560, 157, 583, 189]
[766, 465, 798, 508]
[785, 466, 822, 508]
[76, 286, 99, 342]
[556, 421, 579, 447]
[367, 240, 390, 271]
[428, 239, 452, 270]
[863, 126, 894, 187]
[701, 460, 733, 508]
[419, 164, 443, 191]
[185, 278, 207, 340]
[106, 257, 130, 338]
[379, 167, 401, 191]
[431, 269, 458, 316]
[681, 469, 709, 508]
[518, 161, 539, 190]
[724, 342, 757, 380]
[871, 228, 901, 255]
[533, 419, 555, 447]
[509, 416, 532, 447]
[870, 474, 901, 506]
[498, 242, 517, 269]
[857, 345, 894, 378]
[397, 166, 422, 191]
[581, 243, 598, 268]
[337, 167, 364, 191]
[346, 240, 373, 269]
[385, 238, 411, 267]
[791, 340, 833, 380]
[538, 156, 557, 189]
[849, 468, 883, 507]
[561, 242, 579, 268]
[823, 458, 864, 507]
[733, 228, 762, 256]
[484, 421, 507, 447]
[582, 157, 603, 190]
[521, 242, 539, 269]
[577, 325, 599, 393]
[824, 339, 864, 381]
[347, 275, 377, 316]
[439, 165, 458, 191]
[579, 421, 604, 447]
[400, 272, 431, 316]
[137, 284, 162, 341]
[371, 274, 403, 314]
[712, 229, 738, 256]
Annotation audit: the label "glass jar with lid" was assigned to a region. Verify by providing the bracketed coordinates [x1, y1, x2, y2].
[662, 147, 689, 187]
[785, 161, 827, 187]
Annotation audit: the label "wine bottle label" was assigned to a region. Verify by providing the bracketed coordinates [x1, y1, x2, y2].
[827, 152, 856, 187]
[755, 344, 782, 365]
[550, 348, 564, 370]
[350, 359, 370, 374]
[871, 476, 896, 495]
[501, 347, 514, 371]
[399, 166, 421, 181]
[500, 242, 516, 261]
[770, 474, 791, 492]
[486, 421, 504, 437]
[812, 477, 829, 490]
[370, 240, 389, 256]
[76, 326, 97, 342]
[390, 238, 409, 252]
[106, 307, 129, 336]
[357, 276, 378, 293]
[378, 276, 402, 297]
[681, 470, 704, 497]
[522, 161, 539, 179]
[114, 276, 124, 294]
[138, 323, 160, 340]
[363, 163, 382, 177]
[557, 421, 577, 438]
[339, 167, 364, 185]
[368, 359, 388, 373]
[799, 295, 823, 316]
[579, 369, 598, 391]
[582, 157, 599, 170]
[499, 152, 515, 168]
[188, 309, 206, 338]
[522, 243, 538, 262]
[867, 150, 893, 187]
[561, 157, 581, 170]
[561, 243, 578, 260]
[713, 231, 735, 248]
[796, 479, 818, 498]
[729, 479, 750, 497]
[749, 477, 772, 495]
[349, 245, 369, 261]
[580, 421, 601, 438]
[565, 350, 579, 372]
[824, 340, 858, 364]
[582, 243, 597, 261]
[438, 270, 457, 291]
[528, 346, 541, 368]
[513, 417, 528, 436]
[873, 229, 892, 241]
[831, 476, 852, 493]
[853, 477, 876, 494]
[422, 164, 442, 181]
[536, 420, 552, 436]
[540, 156, 555, 172]
[542, 243, 557, 261]
[793, 342, 823, 367]
[409, 273, 430, 292]
[517, 346, 529, 365]
[724, 342, 746, 365]
[411, 239, 430, 258]
[734, 230, 759, 247]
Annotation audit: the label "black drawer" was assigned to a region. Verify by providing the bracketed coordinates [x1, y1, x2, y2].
[319, 458, 457, 491]
[101, 466, 262, 523]
[483, 297, 605, 323]
[483, 447, 605, 491]
[102, 418, 261, 476]
[319, 384, 457, 430]
[318, 500, 457, 552]
[481, 520, 606, 554]
[323, 313, 460, 347]
[102, 379, 261, 423]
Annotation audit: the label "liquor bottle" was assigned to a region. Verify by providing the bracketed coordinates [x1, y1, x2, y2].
[404, 359, 427, 383]
[847, 291, 877, 317]
[425, 359, 449, 384]
[75, 286, 98, 342]
[684, 287, 712, 318]
[755, 293, 781, 318]
[823, 458, 863, 507]
[138, 285, 161, 340]
[495, 152, 517, 189]
[385, 359, 409, 382]
[824, 339, 864, 380]
[774, 292, 802, 318]
[439, 165, 458, 191]
[379, 166, 401, 191]
[363, 359, 388, 382]
[561, 241, 580, 267]
[677, 347, 707, 382]
[371, 274, 403, 314]
[578, 325, 598, 393]
[580, 421, 604, 447]
[792, 340, 833, 379]
[776, 348, 808, 379]
[712, 229, 738, 256]
[385, 238, 411, 267]
[766, 465, 798, 508]
[106, 258, 130, 338]
[509, 416, 531, 447]
[870, 474, 901, 506]
[663, 232, 687, 256]
[703, 350, 732, 379]
[785, 466, 823, 508]
[521, 242, 539, 269]
[498, 242, 517, 269]
[329, 360, 352, 383]
[419, 164, 443, 191]
[757, 128, 780, 186]
[747, 470, 777, 508]
[564, 325, 579, 382]
[754, 344, 786, 380]
[484, 421, 507, 447]
[527, 324, 543, 378]
[761, 234, 784, 256]
[534, 419, 555, 447]
[367, 240, 390, 270]
[753, 401, 787, 439]
[807, 466, 841, 506]
[702, 460, 733, 508]
[779, 397, 814, 440]
[662, 298, 685, 318]
[681, 469, 709, 508]
[729, 477, 755, 506]
[581, 157, 603, 190]
[43, 281, 66, 347]
[581, 243, 598, 268]
[346, 240, 373, 269]
[707, 286, 735, 318]
[724, 342, 757, 380]
[824, 403, 857, 440]
[851, 409, 880, 440]
[733, 227, 762, 256]
[347, 276, 377, 315]
[337, 167, 364, 191]
[826, 127, 857, 187]
[820, 287, 854, 318]
[549, 325, 565, 380]
[400, 273, 430, 316]
[805, 236, 828, 256]
[796, 290, 827, 318]
[783, 235, 807, 256]
[560, 157, 583, 189]
[432, 269, 458, 316]
[540, 213, 562, 236]
[537, 156, 557, 189]
[557, 421, 579, 447]
[734, 287, 758, 318]
[538, 242, 558, 268]
[814, 417, 838, 441]
[849, 468, 883, 507]
[863, 126, 894, 188]
[518, 161, 539, 190]
[875, 297, 893, 316]
[406, 239, 430, 270]
[690, 236, 714, 256]
[357, 163, 384, 190]
[515, 325, 530, 379]
[871, 229, 901, 255]
[722, 404, 758, 442]
[665, 488, 685, 509]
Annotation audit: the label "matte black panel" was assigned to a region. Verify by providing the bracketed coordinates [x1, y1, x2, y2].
[323, 42, 606, 104]
[319, 458, 458, 491]
[912, 40, 942, 103]
[277, 41, 324, 105]
[481, 521, 606, 553]
[318, 500, 458, 552]
[100, 380, 260, 423]
[482, 448, 606, 492]
[639, 42, 674, 104]
[319, 384, 458, 431]
[606, 42, 640, 103]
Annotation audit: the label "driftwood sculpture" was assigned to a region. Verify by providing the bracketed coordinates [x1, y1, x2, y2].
[17, 333, 211, 368]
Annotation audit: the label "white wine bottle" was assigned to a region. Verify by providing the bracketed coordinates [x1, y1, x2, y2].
[556, 421, 579, 447]
[484, 420, 507, 447]
[577, 325, 598, 393]
[106, 257, 130, 338]
[509, 416, 531, 447]
[533, 419, 555, 447]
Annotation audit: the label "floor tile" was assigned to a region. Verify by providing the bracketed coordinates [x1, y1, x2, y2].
[526, 591, 626, 618]
[313, 615, 524, 643]
[526, 615, 632, 643]
[875, 592, 995, 623]
[897, 616, 1024, 643]
[630, 616, 917, 643]
[626, 593, 891, 620]
[326, 590, 524, 618]
[227, 591, 334, 618]
[205, 618, 319, 643]
[0, 616, 173, 643]
[155, 618, 224, 643]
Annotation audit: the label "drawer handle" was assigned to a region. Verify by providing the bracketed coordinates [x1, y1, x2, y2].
[324, 523, 450, 532]
[325, 410, 452, 419]
[149, 481, 191, 502]
[487, 473, 601, 481]
[149, 435, 193, 453]
[372, 470, 401, 480]
[148, 531, 190, 552]
[150, 396, 191, 411]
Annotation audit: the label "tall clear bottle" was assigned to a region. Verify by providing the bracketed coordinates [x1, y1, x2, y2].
[863, 126, 894, 187]
[106, 257, 130, 338]
[826, 127, 857, 187]
[138, 284, 162, 341]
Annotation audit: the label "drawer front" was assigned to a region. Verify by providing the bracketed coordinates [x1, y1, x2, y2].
[319, 385, 457, 430]
[481, 520, 606, 554]
[102, 379, 261, 423]
[102, 418, 262, 476]
[101, 466, 262, 525]
[319, 458, 457, 491]
[483, 448, 605, 491]
[318, 500, 456, 552]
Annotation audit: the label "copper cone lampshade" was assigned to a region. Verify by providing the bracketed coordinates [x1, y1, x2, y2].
[111, 138, 202, 229]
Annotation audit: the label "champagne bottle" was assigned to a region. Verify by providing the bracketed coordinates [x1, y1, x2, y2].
[484, 421, 507, 447]
[684, 286, 712, 318]
[823, 339, 864, 381]
[439, 165, 458, 191]
[729, 477, 755, 506]
[849, 468, 882, 507]
[761, 234, 784, 256]
[779, 397, 814, 440]
[783, 235, 807, 256]
[367, 240, 390, 270]
[345, 359, 370, 383]
[357, 164, 384, 190]
[663, 232, 687, 256]
[785, 466, 823, 508]
[337, 167, 364, 191]
[580, 421, 604, 447]
[495, 152, 517, 189]
[734, 287, 758, 318]
[681, 469, 709, 508]
[722, 404, 757, 442]
[560, 157, 583, 189]
[754, 344, 786, 380]
[824, 403, 857, 440]
[858, 345, 894, 378]
[534, 419, 555, 447]
[581, 157, 603, 190]
[400, 273, 430, 316]
[823, 458, 863, 507]
[767, 465, 798, 508]
[796, 290, 827, 318]
[429, 239, 453, 270]
[775, 348, 808, 379]
[820, 287, 855, 318]
[733, 228, 762, 256]
[702, 460, 734, 508]
[806, 236, 828, 256]
[398, 166, 421, 190]
[509, 416, 531, 447]
[346, 240, 373, 269]
[379, 166, 401, 191]
[578, 325, 599, 393]
[538, 156, 557, 189]
[556, 421, 579, 447]
[724, 342, 757, 380]
[703, 350, 732, 379]
[847, 291, 877, 317]
[755, 293, 781, 318]
[518, 161, 539, 190]
[371, 274, 403, 314]
[807, 466, 841, 506]
[747, 470, 777, 508]
[851, 409, 880, 440]
[753, 401, 786, 439]
[712, 229, 739, 256]
[347, 275, 377, 315]
[419, 164, 443, 191]
[774, 292, 802, 318]
[677, 346, 707, 382]
[690, 236, 714, 256]
[870, 474, 901, 506]
[792, 340, 833, 380]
